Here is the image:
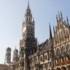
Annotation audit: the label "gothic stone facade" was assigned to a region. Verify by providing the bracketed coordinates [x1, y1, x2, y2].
[2, 3, 70, 70]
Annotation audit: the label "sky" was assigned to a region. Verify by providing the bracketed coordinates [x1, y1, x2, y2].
[0, 0, 70, 64]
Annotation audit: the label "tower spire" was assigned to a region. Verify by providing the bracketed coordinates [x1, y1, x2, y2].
[25, 0, 32, 22]
[28, 0, 29, 8]
[27, 0, 30, 11]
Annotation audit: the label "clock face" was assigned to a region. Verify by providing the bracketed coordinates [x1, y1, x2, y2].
[23, 26, 26, 32]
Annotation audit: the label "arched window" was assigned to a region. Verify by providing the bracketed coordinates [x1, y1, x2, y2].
[66, 44, 70, 59]
[66, 44, 69, 52]
[56, 48, 60, 59]
[54, 49, 57, 59]
[44, 53, 47, 60]
[40, 55, 43, 62]
[61, 46, 66, 58]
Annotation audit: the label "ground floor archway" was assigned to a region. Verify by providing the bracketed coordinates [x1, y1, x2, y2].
[56, 68, 61, 70]
[61, 67, 66, 70]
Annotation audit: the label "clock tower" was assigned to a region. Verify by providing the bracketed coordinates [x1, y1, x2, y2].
[20, 2, 37, 70]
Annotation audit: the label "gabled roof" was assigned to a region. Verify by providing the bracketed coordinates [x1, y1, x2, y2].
[38, 39, 51, 54]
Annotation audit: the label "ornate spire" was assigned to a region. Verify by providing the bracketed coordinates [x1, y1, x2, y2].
[33, 18, 35, 23]
[49, 24, 52, 39]
[56, 11, 63, 22]
[25, 0, 32, 22]
[53, 26, 55, 35]
[26, 0, 31, 16]
[27, 0, 29, 9]
[66, 16, 69, 25]
[60, 11, 63, 20]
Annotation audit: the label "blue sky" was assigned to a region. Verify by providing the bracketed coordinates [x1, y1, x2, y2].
[0, 0, 70, 63]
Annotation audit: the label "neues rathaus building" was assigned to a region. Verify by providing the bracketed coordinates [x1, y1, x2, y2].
[0, 2, 70, 70]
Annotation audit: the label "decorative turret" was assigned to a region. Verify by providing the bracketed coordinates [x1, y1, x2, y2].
[49, 24, 52, 39]
[53, 26, 55, 36]
[66, 16, 69, 25]
[25, 1, 32, 22]
[56, 11, 63, 22]
[5, 47, 11, 64]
